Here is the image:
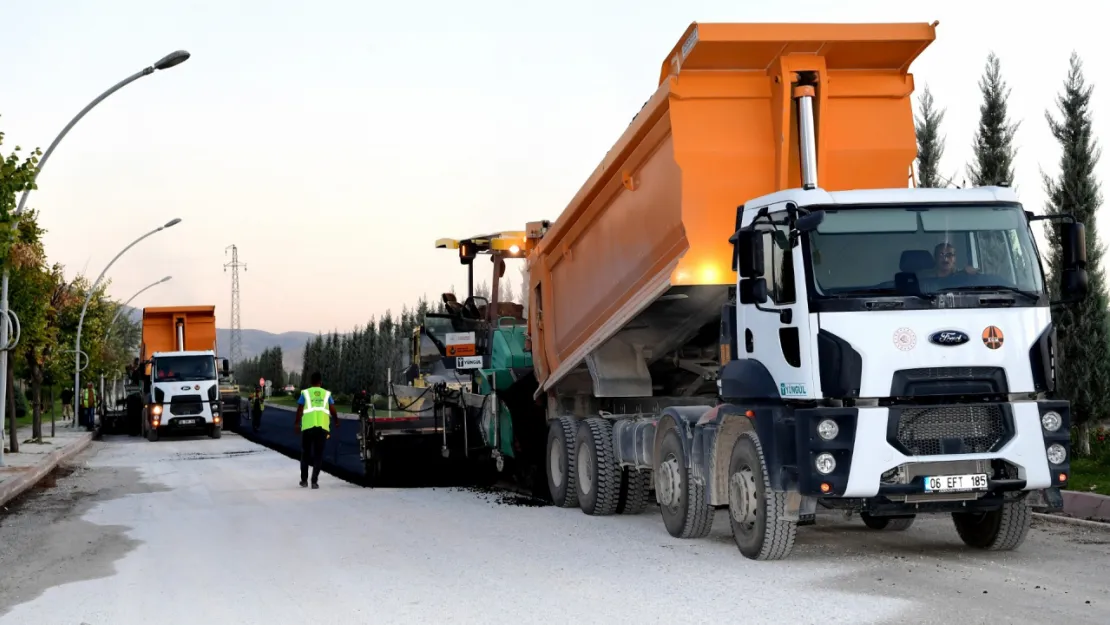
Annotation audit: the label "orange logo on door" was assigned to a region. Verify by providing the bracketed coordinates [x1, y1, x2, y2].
[982, 326, 1004, 350]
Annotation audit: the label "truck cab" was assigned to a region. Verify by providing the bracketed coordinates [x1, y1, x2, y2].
[142, 350, 226, 441]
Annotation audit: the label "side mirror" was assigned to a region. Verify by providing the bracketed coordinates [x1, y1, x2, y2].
[730, 230, 765, 277]
[1061, 267, 1089, 300]
[1061, 222, 1087, 269]
[794, 210, 825, 233]
[739, 277, 768, 305]
[221, 358, 230, 375]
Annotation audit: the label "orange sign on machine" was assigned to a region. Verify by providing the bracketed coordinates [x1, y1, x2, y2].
[445, 332, 476, 357]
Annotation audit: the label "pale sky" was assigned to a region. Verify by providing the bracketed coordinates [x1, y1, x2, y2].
[2, 0, 1108, 334]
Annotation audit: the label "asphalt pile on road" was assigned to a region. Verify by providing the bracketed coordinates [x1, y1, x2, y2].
[461, 485, 551, 507]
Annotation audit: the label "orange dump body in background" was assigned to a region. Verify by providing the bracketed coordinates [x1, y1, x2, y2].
[526, 22, 936, 395]
[140, 306, 218, 369]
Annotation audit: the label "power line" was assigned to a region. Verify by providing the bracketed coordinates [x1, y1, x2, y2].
[223, 245, 247, 367]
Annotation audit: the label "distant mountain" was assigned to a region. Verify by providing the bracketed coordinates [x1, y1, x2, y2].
[120, 305, 313, 372]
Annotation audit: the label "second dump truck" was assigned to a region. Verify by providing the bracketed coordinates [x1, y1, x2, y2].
[467, 21, 1087, 561]
[131, 306, 229, 441]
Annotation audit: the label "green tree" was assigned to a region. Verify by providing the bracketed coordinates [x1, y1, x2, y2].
[914, 84, 946, 188]
[968, 52, 1020, 187]
[1, 115, 42, 263]
[1041, 52, 1110, 457]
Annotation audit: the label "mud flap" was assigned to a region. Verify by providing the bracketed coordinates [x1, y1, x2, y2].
[785, 491, 818, 525]
[1027, 487, 1063, 512]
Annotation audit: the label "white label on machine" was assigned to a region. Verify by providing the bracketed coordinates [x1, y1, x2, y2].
[456, 356, 483, 370]
[923, 473, 988, 493]
[445, 332, 475, 345]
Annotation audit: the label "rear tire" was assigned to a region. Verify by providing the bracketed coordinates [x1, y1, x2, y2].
[574, 417, 621, 516]
[146, 425, 159, 442]
[952, 498, 1032, 551]
[655, 426, 713, 538]
[727, 431, 797, 560]
[616, 468, 653, 515]
[546, 417, 579, 508]
[861, 512, 915, 531]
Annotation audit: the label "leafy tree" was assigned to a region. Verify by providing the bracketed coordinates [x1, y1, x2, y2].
[914, 84, 946, 188]
[968, 53, 1020, 187]
[1041, 52, 1110, 457]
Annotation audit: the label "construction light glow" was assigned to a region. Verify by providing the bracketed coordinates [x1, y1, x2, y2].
[509, 245, 521, 254]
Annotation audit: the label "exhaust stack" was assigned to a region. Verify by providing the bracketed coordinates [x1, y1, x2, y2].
[794, 82, 818, 190]
[175, 319, 185, 351]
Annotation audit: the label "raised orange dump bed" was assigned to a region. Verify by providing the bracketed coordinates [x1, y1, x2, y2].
[140, 305, 217, 362]
[527, 22, 936, 393]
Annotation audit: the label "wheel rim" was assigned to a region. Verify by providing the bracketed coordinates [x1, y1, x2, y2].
[729, 465, 758, 531]
[656, 454, 681, 512]
[549, 436, 564, 489]
[577, 440, 594, 496]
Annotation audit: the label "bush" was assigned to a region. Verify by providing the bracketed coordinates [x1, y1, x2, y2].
[1072, 425, 1110, 465]
[334, 392, 352, 406]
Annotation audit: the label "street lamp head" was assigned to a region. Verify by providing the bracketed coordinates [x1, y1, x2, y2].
[163, 218, 182, 228]
[154, 50, 191, 71]
[160, 276, 173, 283]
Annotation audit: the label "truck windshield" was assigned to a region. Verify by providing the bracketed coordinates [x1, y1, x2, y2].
[154, 356, 216, 382]
[806, 204, 1045, 299]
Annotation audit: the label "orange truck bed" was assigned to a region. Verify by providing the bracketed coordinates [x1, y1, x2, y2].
[526, 21, 936, 395]
[140, 306, 218, 362]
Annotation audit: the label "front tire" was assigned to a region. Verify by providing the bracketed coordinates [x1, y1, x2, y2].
[952, 498, 1032, 550]
[655, 426, 713, 539]
[574, 417, 621, 516]
[210, 424, 222, 439]
[146, 425, 159, 442]
[727, 431, 797, 560]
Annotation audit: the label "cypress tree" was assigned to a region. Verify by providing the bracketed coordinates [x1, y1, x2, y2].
[1042, 52, 1110, 456]
[914, 84, 946, 188]
[968, 53, 1020, 187]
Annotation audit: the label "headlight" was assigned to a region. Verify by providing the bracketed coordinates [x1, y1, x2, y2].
[815, 453, 836, 474]
[1041, 411, 1062, 432]
[817, 419, 839, 440]
[151, 404, 163, 416]
[1047, 443, 1067, 465]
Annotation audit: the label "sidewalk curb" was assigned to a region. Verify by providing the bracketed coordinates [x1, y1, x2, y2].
[0, 432, 95, 509]
[1032, 511, 1110, 532]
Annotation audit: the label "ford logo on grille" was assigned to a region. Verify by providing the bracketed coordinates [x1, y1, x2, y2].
[929, 330, 969, 346]
[181, 385, 191, 390]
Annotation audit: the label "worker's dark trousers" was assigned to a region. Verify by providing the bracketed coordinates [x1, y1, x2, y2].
[300, 426, 328, 484]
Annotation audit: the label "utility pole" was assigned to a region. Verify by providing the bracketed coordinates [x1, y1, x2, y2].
[223, 245, 246, 368]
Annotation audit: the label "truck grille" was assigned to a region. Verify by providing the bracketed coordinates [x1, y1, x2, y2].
[169, 395, 204, 416]
[893, 404, 1008, 456]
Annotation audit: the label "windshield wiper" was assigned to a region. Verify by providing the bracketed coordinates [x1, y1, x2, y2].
[933, 285, 1042, 300]
[832, 287, 934, 301]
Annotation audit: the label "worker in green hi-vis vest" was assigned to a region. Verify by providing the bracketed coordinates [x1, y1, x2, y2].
[294, 371, 338, 489]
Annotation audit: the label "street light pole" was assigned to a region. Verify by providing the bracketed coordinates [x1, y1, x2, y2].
[101, 275, 171, 410]
[0, 49, 190, 462]
[74, 219, 180, 431]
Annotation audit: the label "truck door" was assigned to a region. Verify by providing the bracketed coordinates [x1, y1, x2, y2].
[740, 205, 817, 400]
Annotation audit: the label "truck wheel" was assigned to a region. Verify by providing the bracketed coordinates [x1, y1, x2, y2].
[616, 468, 653, 515]
[861, 512, 915, 531]
[728, 431, 796, 560]
[574, 417, 621, 516]
[210, 424, 222, 439]
[546, 417, 579, 508]
[146, 426, 159, 442]
[656, 426, 713, 538]
[952, 498, 1032, 551]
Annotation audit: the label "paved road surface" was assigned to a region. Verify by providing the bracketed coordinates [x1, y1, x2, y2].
[0, 433, 1107, 625]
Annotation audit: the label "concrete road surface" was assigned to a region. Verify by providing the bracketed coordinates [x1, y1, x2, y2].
[0, 433, 1107, 625]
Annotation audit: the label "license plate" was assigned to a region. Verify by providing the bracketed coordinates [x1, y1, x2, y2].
[177, 419, 196, 425]
[924, 473, 988, 492]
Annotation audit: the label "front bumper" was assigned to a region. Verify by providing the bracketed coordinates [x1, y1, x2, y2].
[150, 400, 222, 428]
[793, 400, 1071, 498]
